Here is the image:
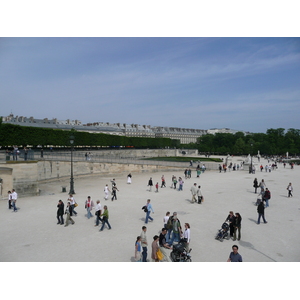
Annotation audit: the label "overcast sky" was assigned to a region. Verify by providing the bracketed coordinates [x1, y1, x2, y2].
[0, 37, 299, 133]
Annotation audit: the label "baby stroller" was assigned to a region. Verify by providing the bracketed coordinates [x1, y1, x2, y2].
[170, 238, 192, 262]
[215, 222, 229, 241]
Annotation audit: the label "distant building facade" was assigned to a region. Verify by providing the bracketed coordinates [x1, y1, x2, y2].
[1, 114, 213, 144]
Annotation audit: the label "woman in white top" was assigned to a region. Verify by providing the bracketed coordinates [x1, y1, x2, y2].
[104, 184, 111, 200]
[127, 173, 132, 184]
[163, 212, 170, 228]
[183, 223, 191, 251]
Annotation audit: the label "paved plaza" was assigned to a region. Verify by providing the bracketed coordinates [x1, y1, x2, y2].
[0, 156, 299, 262]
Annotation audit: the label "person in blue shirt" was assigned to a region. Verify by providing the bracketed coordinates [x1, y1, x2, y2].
[145, 199, 154, 224]
[227, 245, 243, 262]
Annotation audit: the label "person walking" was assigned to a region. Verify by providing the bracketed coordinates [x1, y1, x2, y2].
[178, 177, 184, 191]
[159, 228, 172, 262]
[64, 202, 75, 227]
[94, 200, 102, 227]
[104, 184, 111, 200]
[287, 183, 293, 197]
[8, 190, 12, 209]
[144, 199, 154, 224]
[111, 185, 119, 201]
[161, 175, 166, 188]
[253, 178, 259, 194]
[197, 185, 203, 204]
[233, 213, 242, 241]
[11, 189, 18, 212]
[57, 200, 64, 225]
[227, 245, 243, 262]
[68, 194, 77, 216]
[263, 188, 271, 207]
[85, 196, 94, 219]
[259, 179, 266, 196]
[99, 205, 111, 231]
[257, 201, 267, 224]
[190, 183, 198, 203]
[140, 226, 148, 262]
[148, 177, 153, 192]
[151, 235, 160, 262]
[135, 236, 142, 262]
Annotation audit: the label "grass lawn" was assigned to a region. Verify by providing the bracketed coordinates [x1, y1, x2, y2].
[141, 156, 222, 163]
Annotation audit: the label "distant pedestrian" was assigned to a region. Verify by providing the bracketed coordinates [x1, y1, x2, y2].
[257, 201, 267, 224]
[253, 178, 259, 194]
[148, 177, 153, 191]
[127, 173, 132, 184]
[227, 245, 242, 262]
[178, 177, 184, 191]
[8, 190, 12, 209]
[287, 183, 293, 197]
[197, 185, 203, 204]
[173, 176, 177, 189]
[57, 200, 64, 225]
[144, 199, 154, 224]
[11, 189, 18, 212]
[140, 226, 148, 262]
[155, 182, 159, 192]
[64, 202, 75, 227]
[263, 188, 271, 207]
[259, 179, 266, 196]
[168, 213, 182, 246]
[99, 205, 111, 231]
[85, 196, 94, 219]
[135, 236, 142, 262]
[190, 183, 197, 203]
[161, 175, 166, 188]
[104, 184, 111, 200]
[151, 235, 160, 262]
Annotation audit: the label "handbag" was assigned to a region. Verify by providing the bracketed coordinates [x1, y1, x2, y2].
[74, 202, 78, 207]
[156, 248, 164, 261]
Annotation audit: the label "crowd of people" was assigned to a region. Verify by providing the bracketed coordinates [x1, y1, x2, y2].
[5, 155, 296, 262]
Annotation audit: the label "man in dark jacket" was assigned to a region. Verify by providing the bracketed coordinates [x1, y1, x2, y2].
[257, 201, 267, 224]
[57, 200, 64, 225]
[263, 188, 271, 207]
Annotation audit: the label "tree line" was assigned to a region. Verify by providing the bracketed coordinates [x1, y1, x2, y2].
[0, 123, 180, 149]
[194, 128, 300, 156]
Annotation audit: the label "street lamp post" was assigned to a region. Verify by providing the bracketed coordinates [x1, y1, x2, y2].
[69, 134, 75, 195]
[250, 143, 253, 174]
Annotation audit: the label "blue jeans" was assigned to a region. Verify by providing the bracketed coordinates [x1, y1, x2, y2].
[100, 218, 111, 231]
[265, 199, 269, 207]
[169, 231, 180, 245]
[12, 201, 17, 211]
[142, 247, 147, 262]
[86, 207, 93, 219]
[145, 211, 153, 223]
[166, 228, 172, 243]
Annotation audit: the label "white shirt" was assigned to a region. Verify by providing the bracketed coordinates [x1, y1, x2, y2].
[11, 191, 18, 200]
[95, 203, 102, 212]
[184, 228, 191, 243]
